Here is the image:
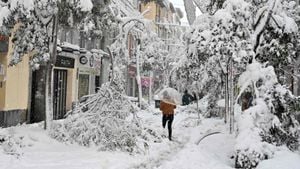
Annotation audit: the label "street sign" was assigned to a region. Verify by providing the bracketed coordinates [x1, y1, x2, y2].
[55, 55, 75, 68]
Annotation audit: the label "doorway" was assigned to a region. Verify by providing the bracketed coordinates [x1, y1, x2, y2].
[53, 69, 68, 120]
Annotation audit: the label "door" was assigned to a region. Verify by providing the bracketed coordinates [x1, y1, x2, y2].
[53, 69, 68, 120]
[30, 66, 47, 123]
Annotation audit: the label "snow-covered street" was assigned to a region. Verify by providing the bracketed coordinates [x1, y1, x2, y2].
[0, 107, 233, 169]
[1, 106, 299, 169]
[1, 0, 300, 168]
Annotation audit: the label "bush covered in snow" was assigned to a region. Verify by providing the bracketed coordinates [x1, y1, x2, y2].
[235, 99, 276, 169]
[235, 61, 300, 168]
[261, 84, 300, 151]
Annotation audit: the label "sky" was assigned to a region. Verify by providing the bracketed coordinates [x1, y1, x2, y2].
[169, 0, 201, 26]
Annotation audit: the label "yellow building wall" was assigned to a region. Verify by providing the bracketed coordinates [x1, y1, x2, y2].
[140, 2, 159, 34]
[4, 51, 30, 111]
[66, 67, 78, 111]
[0, 52, 7, 110]
[0, 24, 30, 111]
[140, 2, 157, 21]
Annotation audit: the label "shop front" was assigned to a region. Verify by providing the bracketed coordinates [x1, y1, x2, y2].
[53, 49, 78, 120]
[30, 45, 78, 122]
[77, 49, 101, 100]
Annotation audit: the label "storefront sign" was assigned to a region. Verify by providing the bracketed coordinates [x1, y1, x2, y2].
[55, 55, 75, 68]
[79, 67, 90, 74]
[79, 67, 98, 75]
[0, 35, 9, 52]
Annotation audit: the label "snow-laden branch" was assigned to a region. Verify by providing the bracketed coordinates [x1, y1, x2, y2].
[253, 0, 279, 53]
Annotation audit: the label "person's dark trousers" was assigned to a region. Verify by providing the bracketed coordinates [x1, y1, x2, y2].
[162, 114, 174, 140]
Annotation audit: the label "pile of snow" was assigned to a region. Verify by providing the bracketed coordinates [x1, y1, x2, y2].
[0, 128, 27, 157]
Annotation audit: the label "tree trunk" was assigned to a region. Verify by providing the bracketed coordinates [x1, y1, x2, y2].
[225, 73, 229, 124]
[229, 59, 234, 134]
[44, 15, 58, 130]
[45, 64, 53, 130]
[136, 45, 142, 107]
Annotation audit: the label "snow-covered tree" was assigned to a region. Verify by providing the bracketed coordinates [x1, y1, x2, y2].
[178, 0, 253, 116]
[177, 0, 300, 167]
[50, 73, 137, 152]
[1, 0, 117, 67]
[109, 12, 178, 104]
[0, 0, 118, 129]
[252, 0, 299, 84]
[50, 68, 162, 152]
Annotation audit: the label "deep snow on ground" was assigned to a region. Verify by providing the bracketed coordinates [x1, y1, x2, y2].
[0, 104, 299, 169]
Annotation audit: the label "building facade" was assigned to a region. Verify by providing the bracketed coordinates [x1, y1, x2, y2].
[0, 25, 110, 127]
[138, 0, 185, 93]
[0, 33, 30, 127]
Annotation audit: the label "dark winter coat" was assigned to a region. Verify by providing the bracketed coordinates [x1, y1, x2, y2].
[182, 92, 193, 106]
[160, 101, 176, 115]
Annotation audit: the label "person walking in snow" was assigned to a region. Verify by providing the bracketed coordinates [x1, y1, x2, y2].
[160, 91, 176, 141]
[182, 90, 194, 106]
